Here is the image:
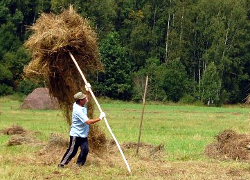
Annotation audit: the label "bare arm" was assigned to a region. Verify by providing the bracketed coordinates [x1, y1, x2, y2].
[85, 117, 101, 125]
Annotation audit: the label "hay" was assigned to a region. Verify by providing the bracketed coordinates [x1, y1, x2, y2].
[1, 125, 41, 146]
[47, 133, 68, 148]
[205, 129, 250, 161]
[246, 94, 250, 104]
[1, 125, 26, 135]
[88, 124, 107, 153]
[24, 6, 106, 150]
[21, 88, 60, 110]
[24, 6, 103, 124]
[7, 133, 41, 146]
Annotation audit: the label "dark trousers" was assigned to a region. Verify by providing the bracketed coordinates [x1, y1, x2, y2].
[60, 136, 89, 166]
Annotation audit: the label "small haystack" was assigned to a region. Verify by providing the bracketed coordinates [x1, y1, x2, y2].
[205, 129, 250, 160]
[21, 88, 59, 109]
[47, 133, 68, 148]
[24, 6, 106, 150]
[1, 125, 41, 146]
[246, 94, 250, 104]
[7, 134, 41, 146]
[1, 125, 26, 135]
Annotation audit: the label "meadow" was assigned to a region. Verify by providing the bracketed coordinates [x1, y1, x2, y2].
[1, 95, 250, 179]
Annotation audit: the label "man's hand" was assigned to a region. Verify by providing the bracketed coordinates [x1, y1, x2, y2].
[85, 83, 91, 92]
[99, 112, 106, 120]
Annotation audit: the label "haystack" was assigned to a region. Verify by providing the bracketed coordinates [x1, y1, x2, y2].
[246, 94, 250, 104]
[23, 6, 106, 150]
[24, 6, 102, 121]
[1, 125, 26, 135]
[205, 129, 250, 160]
[21, 88, 59, 109]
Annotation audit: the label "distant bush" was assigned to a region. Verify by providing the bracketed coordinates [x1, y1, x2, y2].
[0, 84, 13, 95]
[179, 94, 196, 104]
[17, 79, 40, 95]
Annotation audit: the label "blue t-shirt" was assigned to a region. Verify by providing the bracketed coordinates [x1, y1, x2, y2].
[69, 102, 89, 138]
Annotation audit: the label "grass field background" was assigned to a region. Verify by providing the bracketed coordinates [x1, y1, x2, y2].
[1, 95, 250, 179]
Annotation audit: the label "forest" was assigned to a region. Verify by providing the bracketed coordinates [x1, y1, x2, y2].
[0, 0, 250, 105]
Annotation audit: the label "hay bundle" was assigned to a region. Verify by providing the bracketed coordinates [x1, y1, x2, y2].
[1, 125, 26, 135]
[246, 94, 250, 104]
[47, 133, 68, 148]
[24, 6, 103, 124]
[7, 133, 41, 146]
[24, 6, 106, 150]
[205, 129, 250, 160]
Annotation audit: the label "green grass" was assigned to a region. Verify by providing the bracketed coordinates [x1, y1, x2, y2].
[1, 96, 250, 179]
[99, 102, 250, 161]
[1, 97, 249, 160]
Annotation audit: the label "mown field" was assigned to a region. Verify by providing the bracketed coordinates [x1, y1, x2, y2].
[1, 95, 250, 179]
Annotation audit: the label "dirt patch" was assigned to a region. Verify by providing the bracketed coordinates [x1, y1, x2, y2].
[205, 129, 250, 160]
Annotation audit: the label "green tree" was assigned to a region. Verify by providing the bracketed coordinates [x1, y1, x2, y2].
[162, 58, 190, 102]
[133, 57, 166, 101]
[97, 32, 133, 100]
[200, 62, 221, 105]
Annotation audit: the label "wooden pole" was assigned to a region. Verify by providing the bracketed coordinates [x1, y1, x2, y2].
[136, 75, 148, 154]
[69, 52, 131, 173]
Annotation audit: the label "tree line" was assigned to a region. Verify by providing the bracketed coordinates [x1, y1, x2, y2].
[0, 0, 250, 105]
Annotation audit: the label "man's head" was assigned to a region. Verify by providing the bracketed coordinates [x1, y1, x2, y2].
[74, 92, 88, 106]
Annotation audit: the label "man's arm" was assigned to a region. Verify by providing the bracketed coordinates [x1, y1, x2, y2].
[85, 112, 105, 125]
[85, 117, 101, 125]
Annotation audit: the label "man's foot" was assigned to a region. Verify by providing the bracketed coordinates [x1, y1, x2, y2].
[58, 164, 64, 168]
[74, 163, 84, 169]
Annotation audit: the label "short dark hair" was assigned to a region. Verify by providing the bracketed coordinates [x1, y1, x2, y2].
[76, 99, 81, 104]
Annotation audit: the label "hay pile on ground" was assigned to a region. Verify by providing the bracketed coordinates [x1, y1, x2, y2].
[21, 88, 59, 109]
[46, 133, 68, 148]
[24, 6, 106, 150]
[0, 125, 26, 135]
[1, 125, 41, 146]
[246, 94, 250, 104]
[205, 129, 250, 160]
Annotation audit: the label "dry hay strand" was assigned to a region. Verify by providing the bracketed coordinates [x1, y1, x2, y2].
[24, 5, 103, 125]
[205, 129, 250, 161]
[87, 99, 107, 153]
[7, 132, 41, 146]
[46, 133, 68, 148]
[107, 141, 165, 161]
[216, 129, 237, 143]
[1, 125, 26, 135]
[88, 124, 107, 153]
[38, 133, 68, 165]
[37, 146, 66, 166]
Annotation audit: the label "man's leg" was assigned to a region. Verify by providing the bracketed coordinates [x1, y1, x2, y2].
[59, 136, 79, 166]
[76, 137, 89, 166]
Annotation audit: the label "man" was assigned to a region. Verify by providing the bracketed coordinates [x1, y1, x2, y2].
[58, 84, 105, 168]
